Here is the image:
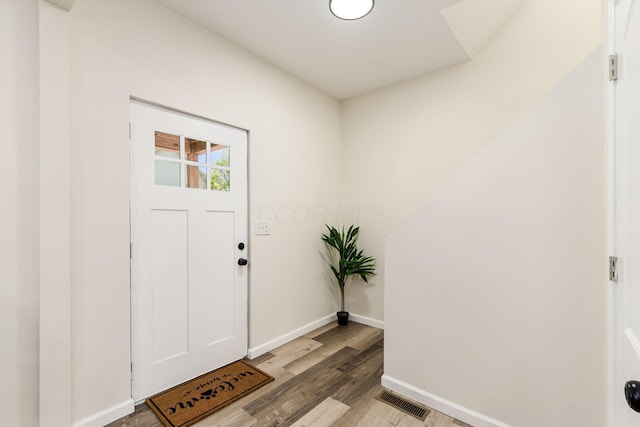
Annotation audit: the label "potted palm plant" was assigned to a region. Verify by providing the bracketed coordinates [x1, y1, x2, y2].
[321, 225, 376, 326]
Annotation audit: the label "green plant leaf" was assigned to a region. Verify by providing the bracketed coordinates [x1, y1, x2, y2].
[321, 224, 377, 310]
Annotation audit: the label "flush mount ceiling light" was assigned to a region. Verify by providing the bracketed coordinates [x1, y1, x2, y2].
[330, 0, 374, 20]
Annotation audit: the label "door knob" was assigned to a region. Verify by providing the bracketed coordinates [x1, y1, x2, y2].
[238, 258, 248, 266]
[625, 380, 640, 413]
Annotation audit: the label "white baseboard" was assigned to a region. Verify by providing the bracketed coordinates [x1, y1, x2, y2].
[247, 314, 335, 359]
[349, 313, 384, 329]
[71, 399, 134, 427]
[381, 375, 511, 427]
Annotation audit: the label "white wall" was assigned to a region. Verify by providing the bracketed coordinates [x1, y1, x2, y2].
[340, 0, 602, 322]
[385, 47, 605, 426]
[68, 0, 341, 423]
[0, 0, 40, 426]
[39, 1, 72, 425]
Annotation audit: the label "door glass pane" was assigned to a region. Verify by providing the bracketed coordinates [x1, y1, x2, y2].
[154, 133, 231, 191]
[210, 168, 230, 192]
[209, 145, 230, 167]
[186, 165, 207, 189]
[155, 160, 181, 187]
[155, 131, 180, 159]
[186, 138, 207, 164]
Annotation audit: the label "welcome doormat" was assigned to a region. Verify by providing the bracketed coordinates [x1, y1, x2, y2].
[146, 360, 274, 427]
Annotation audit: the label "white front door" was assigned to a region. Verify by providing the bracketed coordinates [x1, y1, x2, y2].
[130, 100, 248, 401]
[611, 0, 640, 425]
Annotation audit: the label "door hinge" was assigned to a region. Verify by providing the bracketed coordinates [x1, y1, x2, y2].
[609, 54, 619, 81]
[130, 243, 132, 260]
[129, 123, 131, 139]
[610, 256, 619, 282]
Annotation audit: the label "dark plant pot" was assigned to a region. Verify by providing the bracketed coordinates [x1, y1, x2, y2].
[337, 311, 349, 326]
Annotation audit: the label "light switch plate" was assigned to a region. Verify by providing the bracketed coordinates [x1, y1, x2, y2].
[255, 222, 271, 236]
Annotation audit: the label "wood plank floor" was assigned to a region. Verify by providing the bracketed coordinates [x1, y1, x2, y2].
[108, 322, 473, 427]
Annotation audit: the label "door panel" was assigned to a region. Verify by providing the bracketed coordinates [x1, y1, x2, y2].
[612, 0, 640, 425]
[130, 100, 248, 401]
[150, 209, 189, 363]
[205, 210, 236, 344]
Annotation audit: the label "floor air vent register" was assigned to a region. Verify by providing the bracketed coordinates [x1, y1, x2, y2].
[375, 390, 430, 421]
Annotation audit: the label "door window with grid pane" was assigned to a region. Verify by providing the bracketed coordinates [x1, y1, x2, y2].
[154, 131, 231, 191]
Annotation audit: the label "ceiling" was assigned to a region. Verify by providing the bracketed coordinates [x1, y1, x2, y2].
[156, 0, 525, 99]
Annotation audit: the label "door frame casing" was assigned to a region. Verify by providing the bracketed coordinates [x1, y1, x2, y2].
[607, 1, 620, 424]
[607, 3, 615, 427]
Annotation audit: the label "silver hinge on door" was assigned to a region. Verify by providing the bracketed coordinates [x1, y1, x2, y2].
[610, 256, 619, 282]
[609, 55, 619, 81]
[129, 123, 132, 139]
